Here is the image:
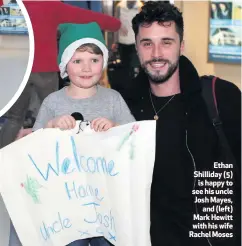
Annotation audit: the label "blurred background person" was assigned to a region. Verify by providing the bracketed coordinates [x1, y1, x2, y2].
[218, 2, 232, 19]
[110, 0, 143, 94]
[211, 2, 219, 19]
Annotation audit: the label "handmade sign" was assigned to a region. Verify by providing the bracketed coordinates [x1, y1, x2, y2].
[0, 121, 156, 246]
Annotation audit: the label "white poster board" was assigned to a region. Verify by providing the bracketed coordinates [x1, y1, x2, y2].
[0, 121, 156, 246]
[0, 194, 10, 246]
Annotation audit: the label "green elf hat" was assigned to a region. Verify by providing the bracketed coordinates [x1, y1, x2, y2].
[58, 22, 109, 79]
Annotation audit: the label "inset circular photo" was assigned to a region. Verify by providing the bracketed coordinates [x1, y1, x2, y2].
[0, 0, 33, 116]
[0, 1, 33, 244]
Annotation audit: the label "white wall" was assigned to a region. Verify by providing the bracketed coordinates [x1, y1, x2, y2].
[0, 34, 29, 246]
[0, 35, 29, 49]
[0, 35, 30, 112]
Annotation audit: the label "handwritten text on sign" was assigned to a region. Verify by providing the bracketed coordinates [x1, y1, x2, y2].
[0, 121, 156, 246]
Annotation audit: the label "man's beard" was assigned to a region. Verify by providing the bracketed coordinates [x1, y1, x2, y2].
[141, 57, 179, 84]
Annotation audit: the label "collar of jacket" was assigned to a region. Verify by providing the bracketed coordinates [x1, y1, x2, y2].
[133, 55, 202, 113]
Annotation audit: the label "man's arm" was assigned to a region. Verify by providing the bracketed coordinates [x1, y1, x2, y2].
[15, 128, 33, 140]
[57, 2, 121, 32]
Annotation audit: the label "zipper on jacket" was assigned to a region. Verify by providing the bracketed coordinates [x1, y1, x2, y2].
[185, 126, 213, 246]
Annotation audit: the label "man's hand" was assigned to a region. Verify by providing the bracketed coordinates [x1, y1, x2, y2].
[15, 128, 33, 140]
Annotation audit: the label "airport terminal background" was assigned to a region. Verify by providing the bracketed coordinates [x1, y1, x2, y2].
[0, 1, 241, 245]
[0, 0, 241, 130]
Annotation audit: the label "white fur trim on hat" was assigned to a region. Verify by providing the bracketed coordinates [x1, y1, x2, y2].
[59, 38, 108, 79]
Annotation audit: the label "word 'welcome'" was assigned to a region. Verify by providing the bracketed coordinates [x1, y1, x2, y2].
[28, 136, 118, 181]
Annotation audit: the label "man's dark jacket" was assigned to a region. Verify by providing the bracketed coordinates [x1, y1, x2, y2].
[121, 55, 241, 246]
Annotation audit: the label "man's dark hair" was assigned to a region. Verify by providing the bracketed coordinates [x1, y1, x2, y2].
[132, 1, 184, 42]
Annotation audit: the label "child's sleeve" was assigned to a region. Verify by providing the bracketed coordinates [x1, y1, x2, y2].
[32, 99, 55, 131]
[113, 92, 136, 125]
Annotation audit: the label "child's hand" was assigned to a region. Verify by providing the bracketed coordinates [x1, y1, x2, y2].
[46, 115, 76, 130]
[91, 118, 116, 132]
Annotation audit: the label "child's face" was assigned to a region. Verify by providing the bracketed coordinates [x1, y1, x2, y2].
[66, 50, 104, 89]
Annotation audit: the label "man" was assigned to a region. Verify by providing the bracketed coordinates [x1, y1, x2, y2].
[122, 2, 241, 246]
[0, 0, 122, 148]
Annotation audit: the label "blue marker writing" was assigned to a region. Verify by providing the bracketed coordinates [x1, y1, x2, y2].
[40, 212, 72, 241]
[64, 181, 104, 202]
[83, 203, 116, 232]
[28, 137, 118, 181]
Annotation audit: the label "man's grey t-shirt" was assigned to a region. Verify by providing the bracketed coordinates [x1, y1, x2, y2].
[33, 85, 135, 131]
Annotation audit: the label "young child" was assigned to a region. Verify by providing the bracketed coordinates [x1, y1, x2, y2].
[32, 22, 135, 246]
[33, 22, 135, 133]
